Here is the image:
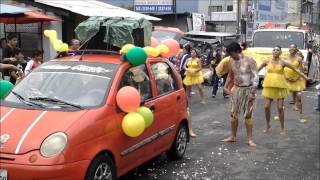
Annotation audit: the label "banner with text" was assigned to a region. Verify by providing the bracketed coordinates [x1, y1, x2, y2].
[134, 0, 173, 13]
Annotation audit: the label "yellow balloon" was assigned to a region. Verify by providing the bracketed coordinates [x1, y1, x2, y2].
[44, 30, 51, 37]
[120, 44, 135, 54]
[50, 30, 57, 39]
[61, 43, 69, 52]
[122, 112, 145, 137]
[143, 46, 159, 57]
[156, 44, 169, 54]
[53, 41, 62, 51]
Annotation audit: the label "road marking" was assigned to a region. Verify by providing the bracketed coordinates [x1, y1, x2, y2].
[15, 111, 47, 154]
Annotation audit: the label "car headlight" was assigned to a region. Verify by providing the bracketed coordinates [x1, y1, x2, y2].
[40, 132, 67, 158]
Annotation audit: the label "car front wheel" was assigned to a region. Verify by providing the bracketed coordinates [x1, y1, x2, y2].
[86, 153, 116, 180]
[167, 123, 189, 160]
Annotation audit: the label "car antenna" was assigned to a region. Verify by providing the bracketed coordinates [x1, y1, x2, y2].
[79, 38, 91, 61]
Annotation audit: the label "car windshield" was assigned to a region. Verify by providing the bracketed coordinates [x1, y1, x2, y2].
[152, 31, 180, 42]
[3, 61, 118, 110]
[253, 31, 305, 49]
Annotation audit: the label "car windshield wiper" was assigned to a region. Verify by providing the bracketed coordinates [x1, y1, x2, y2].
[29, 96, 83, 110]
[11, 91, 46, 108]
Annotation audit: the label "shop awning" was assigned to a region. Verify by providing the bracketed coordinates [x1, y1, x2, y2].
[0, 11, 62, 24]
[34, 0, 162, 21]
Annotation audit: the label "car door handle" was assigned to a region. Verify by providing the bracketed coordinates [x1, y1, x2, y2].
[150, 105, 156, 112]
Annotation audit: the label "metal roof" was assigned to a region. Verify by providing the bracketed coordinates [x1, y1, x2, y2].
[185, 31, 239, 37]
[34, 0, 161, 21]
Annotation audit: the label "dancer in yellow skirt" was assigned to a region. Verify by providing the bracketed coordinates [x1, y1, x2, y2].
[258, 46, 309, 135]
[183, 49, 205, 104]
[284, 44, 307, 123]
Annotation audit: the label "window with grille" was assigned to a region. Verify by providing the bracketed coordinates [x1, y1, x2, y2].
[208, 6, 223, 15]
[227, 5, 233, 11]
[4, 23, 42, 58]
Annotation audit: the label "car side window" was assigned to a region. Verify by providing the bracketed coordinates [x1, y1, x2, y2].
[120, 64, 152, 102]
[151, 62, 178, 96]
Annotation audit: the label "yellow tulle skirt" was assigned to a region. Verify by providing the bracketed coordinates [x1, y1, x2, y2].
[262, 87, 289, 100]
[183, 69, 204, 86]
[286, 78, 306, 92]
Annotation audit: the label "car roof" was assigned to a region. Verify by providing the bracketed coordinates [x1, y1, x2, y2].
[254, 29, 306, 33]
[53, 50, 166, 65]
[185, 31, 239, 37]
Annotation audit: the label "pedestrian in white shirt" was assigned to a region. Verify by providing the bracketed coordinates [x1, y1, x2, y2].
[25, 50, 43, 75]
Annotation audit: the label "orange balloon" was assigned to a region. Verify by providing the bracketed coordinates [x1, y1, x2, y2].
[160, 39, 180, 58]
[116, 86, 141, 112]
[151, 37, 159, 48]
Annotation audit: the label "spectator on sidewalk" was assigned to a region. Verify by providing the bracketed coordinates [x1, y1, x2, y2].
[2, 33, 19, 63]
[69, 39, 80, 51]
[179, 44, 192, 86]
[211, 46, 223, 98]
[9, 49, 25, 84]
[24, 50, 43, 75]
[0, 38, 7, 61]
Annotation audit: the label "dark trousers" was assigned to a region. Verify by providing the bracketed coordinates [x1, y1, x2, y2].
[211, 69, 219, 96]
[180, 71, 186, 90]
[211, 69, 228, 96]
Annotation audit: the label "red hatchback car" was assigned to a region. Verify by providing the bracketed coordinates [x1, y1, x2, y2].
[0, 50, 190, 180]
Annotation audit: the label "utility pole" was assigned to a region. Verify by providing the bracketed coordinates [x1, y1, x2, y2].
[173, 0, 178, 25]
[237, 0, 241, 34]
[300, 0, 303, 26]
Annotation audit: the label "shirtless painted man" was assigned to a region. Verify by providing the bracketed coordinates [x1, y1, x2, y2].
[222, 42, 259, 147]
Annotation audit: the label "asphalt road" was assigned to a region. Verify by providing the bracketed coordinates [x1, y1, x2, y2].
[121, 85, 320, 180]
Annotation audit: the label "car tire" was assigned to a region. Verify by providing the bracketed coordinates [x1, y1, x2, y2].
[85, 153, 116, 180]
[167, 123, 189, 161]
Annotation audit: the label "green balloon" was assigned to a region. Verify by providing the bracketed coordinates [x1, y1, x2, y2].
[0, 80, 14, 99]
[137, 106, 154, 128]
[126, 47, 147, 66]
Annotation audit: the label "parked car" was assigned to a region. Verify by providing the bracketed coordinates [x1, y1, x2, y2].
[0, 50, 190, 180]
[182, 31, 241, 54]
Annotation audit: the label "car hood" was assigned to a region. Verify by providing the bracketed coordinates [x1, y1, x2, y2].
[0, 107, 87, 154]
[246, 47, 308, 66]
[246, 47, 290, 66]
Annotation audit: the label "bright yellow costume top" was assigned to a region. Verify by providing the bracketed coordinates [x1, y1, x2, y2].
[183, 58, 204, 86]
[262, 61, 289, 100]
[284, 58, 306, 92]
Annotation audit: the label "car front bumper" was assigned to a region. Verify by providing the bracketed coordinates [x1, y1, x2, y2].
[0, 160, 90, 180]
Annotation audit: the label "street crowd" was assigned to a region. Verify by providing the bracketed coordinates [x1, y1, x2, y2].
[0, 33, 81, 84]
[1, 33, 319, 147]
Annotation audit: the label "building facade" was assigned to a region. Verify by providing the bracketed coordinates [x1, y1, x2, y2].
[99, 0, 198, 31]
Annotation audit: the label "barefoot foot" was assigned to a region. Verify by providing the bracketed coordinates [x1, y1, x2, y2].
[263, 125, 271, 133]
[222, 137, 236, 142]
[189, 131, 197, 138]
[248, 140, 256, 147]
